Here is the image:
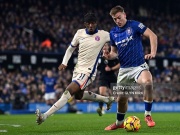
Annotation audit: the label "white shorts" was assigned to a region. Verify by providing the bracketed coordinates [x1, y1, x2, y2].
[117, 62, 149, 84]
[72, 72, 95, 90]
[44, 92, 56, 100]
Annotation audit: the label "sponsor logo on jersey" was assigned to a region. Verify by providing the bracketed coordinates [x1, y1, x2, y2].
[138, 23, 145, 29]
[115, 35, 133, 47]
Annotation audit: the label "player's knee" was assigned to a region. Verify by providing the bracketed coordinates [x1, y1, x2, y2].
[145, 79, 152, 84]
[63, 89, 72, 96]
[99, 91, 106, 96]
[66, 82, 81, 95]
[143, 80, 153, 91]
[74, 90, 84, 100]
[74, 93, 83, 100]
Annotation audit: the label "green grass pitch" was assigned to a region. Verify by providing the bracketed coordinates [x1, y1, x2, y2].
[0, 113, 180, 135]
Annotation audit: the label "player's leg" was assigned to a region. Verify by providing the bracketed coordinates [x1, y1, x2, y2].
[45, 100, 50, 106]
[48, 92, 56, 106]
[137, 69, 155, 127]
[105, 70, 128, 130]
[105, 96, 128, 130]
[97, 76, 115, 116]
[75, 90, 114, 111]
[44, 92, 56, 106]
[45, 99, 53, 106]
[44, 93, 50, 105]
[96, 79, 108, 116]
[97, 86, 108, 116]
[48, 99, 55, 106]
[73, 74, 114, 110]
[36, 82, 80, 125]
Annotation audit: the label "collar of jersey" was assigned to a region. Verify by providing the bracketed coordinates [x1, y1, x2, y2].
[85, 28, 98, 35]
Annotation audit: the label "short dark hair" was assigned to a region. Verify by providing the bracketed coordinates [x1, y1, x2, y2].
[84, 12, 97, 23]
[110, 5, 124, 16]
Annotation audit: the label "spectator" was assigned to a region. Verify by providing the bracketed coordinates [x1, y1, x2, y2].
[0, 0, 179, 57]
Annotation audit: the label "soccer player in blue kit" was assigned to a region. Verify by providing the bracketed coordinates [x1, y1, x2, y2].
[104, 5, 157, 130]
[41, 70, 57, 106]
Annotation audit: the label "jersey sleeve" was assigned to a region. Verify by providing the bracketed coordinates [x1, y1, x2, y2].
[70, 30, 80, 47]
[133, 21, 147, 34]
[110, 32, 116, 47]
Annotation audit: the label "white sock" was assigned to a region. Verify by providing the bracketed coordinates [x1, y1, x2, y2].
[145, 110, 151, 116]
[116, 120, 124, 126]
[81, 91, 109, 103]
[44, 90, 71, 119]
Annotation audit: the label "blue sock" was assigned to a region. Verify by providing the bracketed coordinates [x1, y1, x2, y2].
[117, 112, 125, 121]
[116, 112, 125, 125]
[144, 100, 152, 111]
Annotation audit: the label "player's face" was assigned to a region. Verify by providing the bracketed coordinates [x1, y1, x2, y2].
[103, 43, 110, 52]
[84, 21, 97, 34]
[112, 12, 127, 27]
[47, 71, 53, 77]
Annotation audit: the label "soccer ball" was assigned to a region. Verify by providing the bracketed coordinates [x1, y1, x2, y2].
[124, 116, 141, 132]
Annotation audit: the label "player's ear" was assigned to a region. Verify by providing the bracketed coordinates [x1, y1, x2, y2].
[123, 12, 126, 18]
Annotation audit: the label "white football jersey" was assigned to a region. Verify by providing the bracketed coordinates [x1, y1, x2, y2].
[71, 29, 110, 77]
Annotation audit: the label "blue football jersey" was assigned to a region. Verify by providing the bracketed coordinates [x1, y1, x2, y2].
[110, 20, 147, 68]
[43, 77, 56, 93]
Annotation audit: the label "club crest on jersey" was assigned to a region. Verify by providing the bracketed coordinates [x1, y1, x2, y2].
[126, 27, 132, 35]
[95, 36, 100, 41]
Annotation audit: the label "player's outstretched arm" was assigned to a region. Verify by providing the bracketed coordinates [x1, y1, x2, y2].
[143, 28, 158, 60]
[59, 46, 76, 70]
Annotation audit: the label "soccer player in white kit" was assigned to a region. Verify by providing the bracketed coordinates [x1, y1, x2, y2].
[36, 13, 114, 125]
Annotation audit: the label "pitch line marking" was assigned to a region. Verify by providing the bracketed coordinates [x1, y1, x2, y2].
[0, 124, 21, 127]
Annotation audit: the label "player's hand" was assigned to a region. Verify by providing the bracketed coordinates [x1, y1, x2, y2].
[144, 53, 156, 60]
[58, 64, 67, 71]
[105, 66, 111, 71]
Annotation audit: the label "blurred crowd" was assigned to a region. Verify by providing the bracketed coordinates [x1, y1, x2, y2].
[0, 0, 180, 57]
[0, 0, 179, 111]
[0, 65, 179, 106]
